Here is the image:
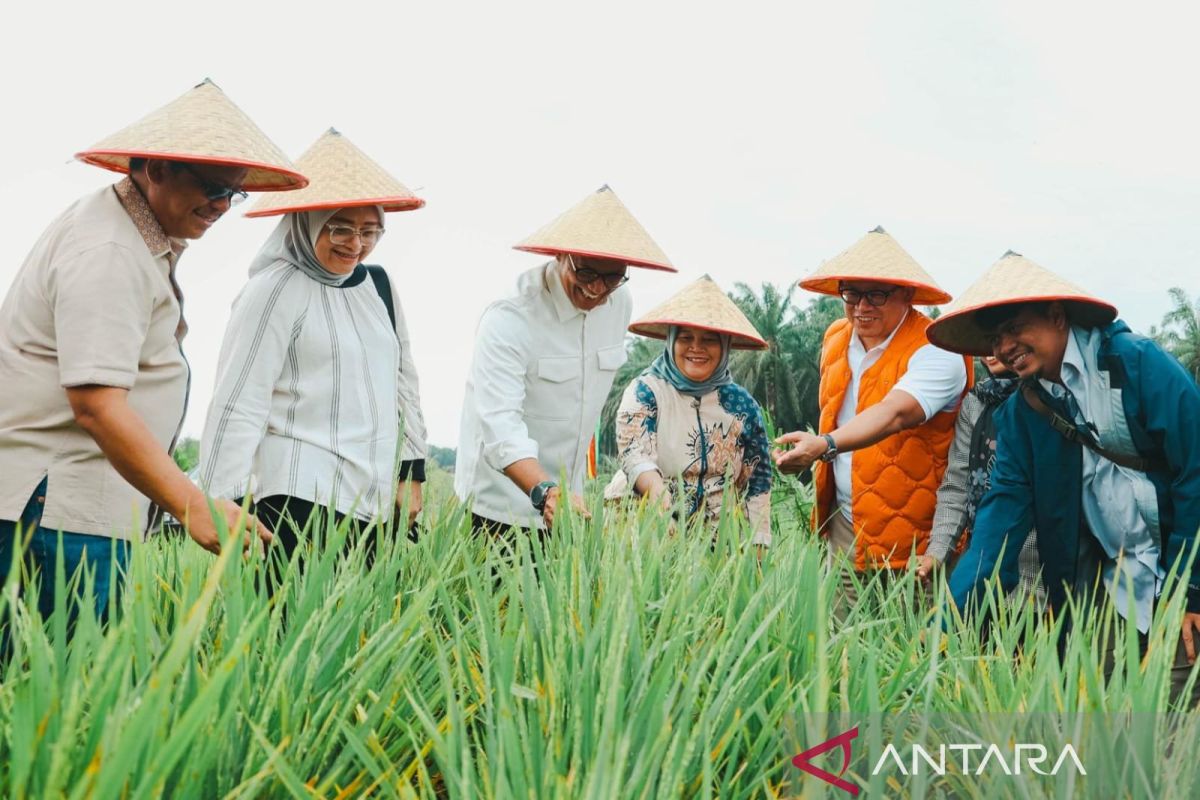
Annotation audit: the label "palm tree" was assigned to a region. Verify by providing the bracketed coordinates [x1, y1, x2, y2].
[727, 285, 844, 435]
[1157, 287, 1200, 382]
[728, 282, 806, 431]
[785, 295, 843, 431]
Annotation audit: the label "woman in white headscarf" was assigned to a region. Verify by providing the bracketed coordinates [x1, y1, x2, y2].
[199, 130, 427, 567]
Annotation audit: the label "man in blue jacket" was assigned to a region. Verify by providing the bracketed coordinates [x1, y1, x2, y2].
[926, 252, 1200, 705]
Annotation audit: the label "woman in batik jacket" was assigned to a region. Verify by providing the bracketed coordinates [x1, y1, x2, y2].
[604, 276, 772, 545]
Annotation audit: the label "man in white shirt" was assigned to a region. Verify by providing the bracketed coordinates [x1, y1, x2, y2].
[773, 228, 970, 617]
[456, 185, 677, 532]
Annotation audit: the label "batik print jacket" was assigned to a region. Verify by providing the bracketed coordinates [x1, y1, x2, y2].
[605, 374, 773, 545]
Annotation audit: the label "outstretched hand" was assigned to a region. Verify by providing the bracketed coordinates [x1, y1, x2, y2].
[772, 431, 829, 474]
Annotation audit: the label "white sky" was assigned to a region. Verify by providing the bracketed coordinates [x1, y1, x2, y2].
[2, 1, 1197, 448]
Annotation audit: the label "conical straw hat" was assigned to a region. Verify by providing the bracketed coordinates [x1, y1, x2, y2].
[629, 275, 767, 350]
[798, 226, 951, 305]
[514, 185, 676, 272]
[926, 251, 1118, 356]
[244, 128, 424, 217]
[75, 78, 306, 192]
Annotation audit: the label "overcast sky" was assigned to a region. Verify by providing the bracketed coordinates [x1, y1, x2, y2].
[2, 1, 1197, 448]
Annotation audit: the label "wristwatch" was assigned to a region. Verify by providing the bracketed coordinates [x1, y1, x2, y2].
[817, 433, 839, 463]
[529, 480, 558, 512]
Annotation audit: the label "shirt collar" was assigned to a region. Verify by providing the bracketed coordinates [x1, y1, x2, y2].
[545, 261, 584, 322]
[113, 177, 187, 261]
[850, 307, 910, 355]
[1061, 327, 1086, 377]
[1040, 325, 1087, 395]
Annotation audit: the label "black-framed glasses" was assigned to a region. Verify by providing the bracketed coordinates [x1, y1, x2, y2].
[838, 286, 900, 307]
[325, 223, 386, 247]
[178, 164, 249, 206]
[572, 262, 629, 290]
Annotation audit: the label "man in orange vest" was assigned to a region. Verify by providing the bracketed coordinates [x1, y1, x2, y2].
[774, 227, 972, 618]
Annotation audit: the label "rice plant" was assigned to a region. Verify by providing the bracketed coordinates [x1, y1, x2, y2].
[1, 474, 1197, 798]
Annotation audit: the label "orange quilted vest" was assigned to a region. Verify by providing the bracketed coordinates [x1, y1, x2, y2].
[810, 310, 972, 570]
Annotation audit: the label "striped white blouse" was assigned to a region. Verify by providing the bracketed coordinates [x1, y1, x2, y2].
[199, 261, 426, 522]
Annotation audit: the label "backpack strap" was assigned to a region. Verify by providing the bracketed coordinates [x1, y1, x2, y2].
[364, 264, 397, 333]
[1020, 384, 1167, 473]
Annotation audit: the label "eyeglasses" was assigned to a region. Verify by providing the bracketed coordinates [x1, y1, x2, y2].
[178, 164, 248, 206]
[325, 223, 386, 247]
[572, 262, 629, 290]
[838, 287, 900, 307]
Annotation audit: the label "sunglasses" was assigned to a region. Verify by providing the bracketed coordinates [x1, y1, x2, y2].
[178, 163, 249, 206]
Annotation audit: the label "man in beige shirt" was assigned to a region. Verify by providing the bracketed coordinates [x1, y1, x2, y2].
[0, 80, 304, 629]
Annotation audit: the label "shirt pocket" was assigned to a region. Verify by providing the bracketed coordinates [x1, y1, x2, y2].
[526, 355, 581, 420]
[597, 344, 628, 372]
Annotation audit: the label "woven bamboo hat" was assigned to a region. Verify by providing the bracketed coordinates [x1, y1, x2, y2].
[75, 79, 306, 192]
[629, 275, 767, 350]
[244, 128, 423, 217]
[798, 226, 951, 305]
[926, 251, 1119, 356]
[514, 185, 676, 272]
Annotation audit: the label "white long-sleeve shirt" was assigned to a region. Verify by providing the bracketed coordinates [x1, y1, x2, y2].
[200, 262, 427, 522]
[455, 262, 630, 528]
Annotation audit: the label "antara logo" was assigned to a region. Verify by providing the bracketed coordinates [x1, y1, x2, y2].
[792, 726, 1087, 793]
[791, 725, 860, 795]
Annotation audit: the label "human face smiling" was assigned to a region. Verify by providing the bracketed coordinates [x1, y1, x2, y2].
[673, 326, 724, 382]
[139, 160, 249, 239]
[559, 255, 628, 311]
[314, 207, 384, 274]
[839, 280, 913, 349]
[986, 304, 1070, 383]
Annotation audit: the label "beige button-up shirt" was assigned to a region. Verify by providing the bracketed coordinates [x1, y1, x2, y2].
[0, 179, 189, 539]
[455, 261, 630, 528]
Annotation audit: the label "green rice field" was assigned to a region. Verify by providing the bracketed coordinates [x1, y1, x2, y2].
[2, 471, 1197, 799]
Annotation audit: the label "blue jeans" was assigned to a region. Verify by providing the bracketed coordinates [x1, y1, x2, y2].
[0, 478, 129, 632]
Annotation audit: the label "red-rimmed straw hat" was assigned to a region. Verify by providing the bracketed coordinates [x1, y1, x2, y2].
[799, 226, 951, 305]
[629, 275, 767, 350]
[244, 128, 423, 217]
[514, 185, 676, 272]
[75, 78, 306, 192]
[926, 251, 1118, 356]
